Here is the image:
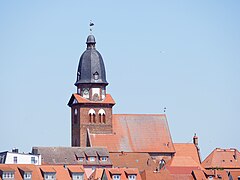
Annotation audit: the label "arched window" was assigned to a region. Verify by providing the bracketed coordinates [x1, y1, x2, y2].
[74, 108, 78, 124]
[88, 109, 96, 123]
[98, 109, 106, 123]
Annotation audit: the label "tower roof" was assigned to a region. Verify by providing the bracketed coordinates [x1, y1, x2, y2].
[75, 35, 108, 86]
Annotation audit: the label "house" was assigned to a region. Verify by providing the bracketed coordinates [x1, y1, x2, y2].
[0, 164, 87, 180]
[102, 168, 141, 180]
[32, 147, 112, 178]
[0, 149, 41, 165]
[202, 148, 240, 170]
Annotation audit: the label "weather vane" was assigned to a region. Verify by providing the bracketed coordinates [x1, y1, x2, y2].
[89, 20, 94, 34]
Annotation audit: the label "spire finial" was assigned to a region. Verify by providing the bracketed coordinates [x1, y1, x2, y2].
[89, 20, 94, 34]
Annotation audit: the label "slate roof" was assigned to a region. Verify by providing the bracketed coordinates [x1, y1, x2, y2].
[32, 147, 112, 166]
[75, 34, 108, 86]
[89, 114, 175, 153]
[202, 148, 240, 169]
[109, 152, 158, 172]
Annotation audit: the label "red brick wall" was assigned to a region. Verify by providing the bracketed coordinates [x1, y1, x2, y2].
[71, 104, 114, 147]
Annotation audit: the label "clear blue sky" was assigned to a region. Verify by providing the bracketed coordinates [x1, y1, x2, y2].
[0, 1, 239, 159]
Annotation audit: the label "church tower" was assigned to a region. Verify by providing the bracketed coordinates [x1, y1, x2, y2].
[68, 34, 115, 147]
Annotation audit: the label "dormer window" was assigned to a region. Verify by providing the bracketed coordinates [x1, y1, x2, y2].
[2, 172, 15, 180]
[24, 172, 32, 180]
[101, 156, 107, 161]
[77, 157, 84, 162]
[89, 157, 95, 162]
[112, 174, 121, 180]
[93, 71, 99, 80]
[128, 175, 136, 180]
[44, 172, 56, 180]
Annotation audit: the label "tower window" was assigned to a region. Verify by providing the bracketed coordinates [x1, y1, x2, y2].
[88, 109, 96, 123]
[98, 109, 106, 123]
[74, 109, 78, 124]
[93, 71, 99, 80]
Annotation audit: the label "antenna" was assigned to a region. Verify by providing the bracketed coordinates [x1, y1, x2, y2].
[89, 20, 94, 34]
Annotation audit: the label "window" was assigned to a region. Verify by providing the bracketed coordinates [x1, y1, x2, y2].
[128, 175, 136, 180]
[44, 172, 56, 180]
[31, 157, 36, 164]
[98, 109, 106, 123]
[93, 71, 99, 80]
[88, 109, 96, 123]
[89, 157, 95, 162]
[77, 157, 84, 162]
[112, 175, 121, 180]
[72, 173, 83, 180]
[101, 156, 107, 161]
[24, 172, 32, 179]
[74, 109, 78, 124]
[2, 172, 14, 179]
[13, 156, 17, 164]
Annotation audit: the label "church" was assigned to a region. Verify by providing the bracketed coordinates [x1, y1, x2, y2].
[67, 34, 175, 162]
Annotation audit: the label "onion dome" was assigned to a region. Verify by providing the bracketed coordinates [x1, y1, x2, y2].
[75, 35, 108, 86]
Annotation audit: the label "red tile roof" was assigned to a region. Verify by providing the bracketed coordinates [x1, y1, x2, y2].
[174, 143, 201, 164]
[141, 170, 173, 180]
[89, 114, 175, 153]
[203, 169, 229, 179]
[109, 152, 158, 171]
[104, 168, 141, 180]
[67, 166, 84, 173]
[69, 93, 115, 105]
[202, 148, 240, 169]
[0, 164, 42, 180]
[89, 168, 104, 180]
[0, 164, 87, 180]
[229, 170, 240, 180]
[167, 156, 202, 167]
[192, 169, 207, 180]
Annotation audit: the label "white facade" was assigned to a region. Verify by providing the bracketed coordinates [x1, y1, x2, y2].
[0, 152, 41, 165]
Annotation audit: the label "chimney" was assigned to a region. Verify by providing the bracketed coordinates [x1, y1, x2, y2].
[12, 148, 19, 153]
[193, 133, 198, 146]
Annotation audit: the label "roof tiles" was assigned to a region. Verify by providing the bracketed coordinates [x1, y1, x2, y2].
[90, 114, 175, 153]
[202, 148, 240, 169]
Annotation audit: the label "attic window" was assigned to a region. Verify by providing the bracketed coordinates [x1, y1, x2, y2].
[93, 71, 99, 80]
[89, 157, 95, 162]
[2, 172, 14, 179]
[101, 156, 107, 161]
[112, 175, 121, 180]
[24, 172, 32, 179]
[128, 175, 136, 180]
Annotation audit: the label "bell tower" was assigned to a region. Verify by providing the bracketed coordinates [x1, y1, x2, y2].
[68, 34, 115, 147]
